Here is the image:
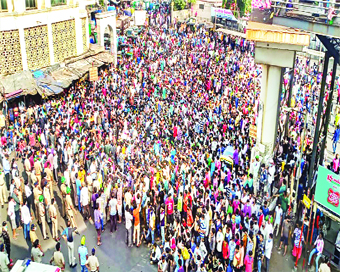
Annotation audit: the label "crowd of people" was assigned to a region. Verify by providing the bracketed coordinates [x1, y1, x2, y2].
[0, 4, 335, 272]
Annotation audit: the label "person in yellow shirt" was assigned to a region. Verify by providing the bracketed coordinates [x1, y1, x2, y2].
[78, 167, 86, 185]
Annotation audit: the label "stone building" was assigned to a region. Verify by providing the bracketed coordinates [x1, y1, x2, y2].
[0, 0, 97, 76]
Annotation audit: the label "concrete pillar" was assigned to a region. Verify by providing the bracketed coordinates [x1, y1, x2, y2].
[18, 27, 28, 70]
[253, 42, 302, 157]
[259, 65, 282, 152]
[47, 23, 55, 64]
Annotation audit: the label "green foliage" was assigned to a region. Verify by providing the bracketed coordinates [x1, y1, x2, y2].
[174, 0, 186, 10]
[187, 0, 197, 5]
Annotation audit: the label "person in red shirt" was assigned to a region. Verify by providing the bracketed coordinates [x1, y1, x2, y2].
[183, 190, 192, 220]
[165, 194, 174, 226]
[133, 200, 142, 247]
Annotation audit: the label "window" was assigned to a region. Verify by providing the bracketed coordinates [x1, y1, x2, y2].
[26, 0, 37, 9]
[0, 0, 7, 11]
[199, 4, 204, 9]
[51, 0, 67, 6]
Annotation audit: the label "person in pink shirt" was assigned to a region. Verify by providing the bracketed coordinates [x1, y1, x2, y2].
[334, 154, 340, 173]
[165, 194, 174, 226]
[244, 251, 254, 272]
[308, 232, 324, 272]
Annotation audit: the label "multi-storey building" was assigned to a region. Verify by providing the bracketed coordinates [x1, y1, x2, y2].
[0, 0, 98, 76]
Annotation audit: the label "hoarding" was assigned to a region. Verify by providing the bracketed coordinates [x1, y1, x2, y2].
[315, 166, 340, 216]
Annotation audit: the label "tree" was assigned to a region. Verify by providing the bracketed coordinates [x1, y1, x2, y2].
[174, 0, 186, 10]
[187, 0, 197, 7]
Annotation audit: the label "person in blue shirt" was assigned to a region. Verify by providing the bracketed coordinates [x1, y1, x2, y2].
[2, 155, 10, 190]
[333, 126, 340, 154]
[75, 174, 82, 212]
[78, 236, 88, 272]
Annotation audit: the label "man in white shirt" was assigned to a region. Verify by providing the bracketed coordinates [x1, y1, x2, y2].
[109, 193, 118, 233]
[215, 227, 224, 260]
[125, 205, 133, 247]
[21, 200, 31, 240]
[265, 233, 273, 272]
[80, 184, 91, 222]
[273, 204, 283, 237]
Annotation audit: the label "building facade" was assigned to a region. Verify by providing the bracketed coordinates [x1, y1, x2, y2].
[0, 0, 96, 76]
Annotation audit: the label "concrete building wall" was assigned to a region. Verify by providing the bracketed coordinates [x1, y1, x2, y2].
[0, 0, 94, 75]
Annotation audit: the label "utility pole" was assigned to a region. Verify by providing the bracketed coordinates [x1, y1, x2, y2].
[319, 59, 337, 165]
[308, 51, 330, 186]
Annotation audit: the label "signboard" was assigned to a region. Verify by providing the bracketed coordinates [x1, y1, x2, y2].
[302, 194, 311, 209]
[211, 8, 237, 21]
[249, 125, 257, 139]
[89, 67, 98, 81]
[315, 166, 340, 216]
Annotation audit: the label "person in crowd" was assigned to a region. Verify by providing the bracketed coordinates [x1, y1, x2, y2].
[85, 248, 99, 272]
[50, 242, 65, 270]
[308, 232, 324, 272]
[61, 221, 77, 268]
[31, 239, 44, 263]
[0, 244, 10, 272]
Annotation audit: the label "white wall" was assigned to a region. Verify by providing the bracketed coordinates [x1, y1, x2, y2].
[0, 2, 89, 72]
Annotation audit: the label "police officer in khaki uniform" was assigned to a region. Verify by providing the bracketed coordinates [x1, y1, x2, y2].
[38, 195, 49, 240]
[49, 198, 58, 241]
[0, 170, 7, 207]
[34, 157, 42, 185]
[33, 182, 42, 222]
[50, 242, 65, 270]
[66, 187, 77, 228]
[44, 163, 54, 197]
[31, 170, 37, 187]
[43, 181, 51, 224]
[60, 177, 67, 218]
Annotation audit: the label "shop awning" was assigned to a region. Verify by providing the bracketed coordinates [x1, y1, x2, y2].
[85, 56, 104, 67]
[92, 52, 114, 64]
[67, 59, 93, 77]
[0, 71, 38, 102]
[216, 28, 247, 38]
[50, 67, 79, 89]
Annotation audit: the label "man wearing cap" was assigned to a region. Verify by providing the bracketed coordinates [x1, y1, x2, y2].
[66, 187, 77, 228]
[85, 248, 99, 272]
[30, 224, 38, 244]
[60, 177, 67, 218]
[50, 242, 65, 270]
[38, 195, 49, 240]
[78, 236, 88, 272]
[0, 170, 7, 207]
